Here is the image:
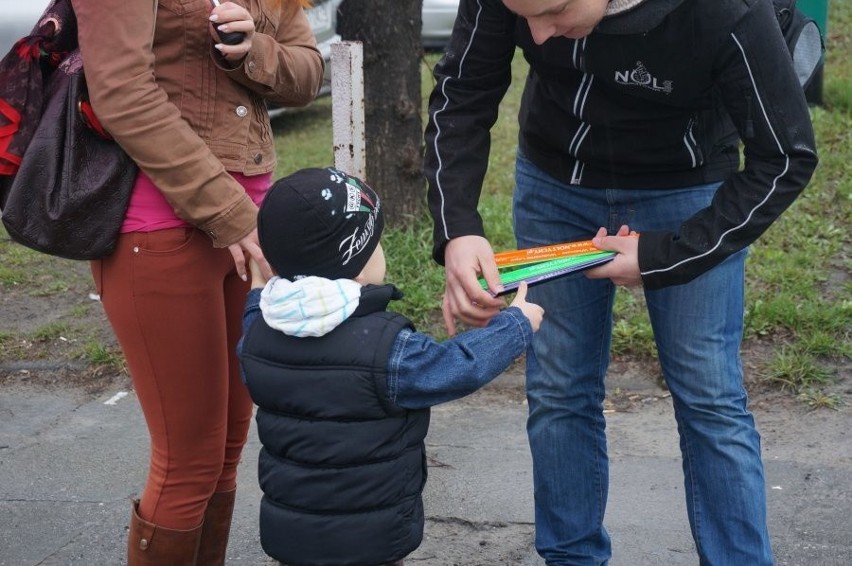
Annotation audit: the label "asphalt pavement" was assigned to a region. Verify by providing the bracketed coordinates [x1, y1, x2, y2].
[1, 366, 849, 565]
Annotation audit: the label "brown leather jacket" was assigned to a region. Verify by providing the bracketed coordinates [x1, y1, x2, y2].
[71, 0, 324, 246]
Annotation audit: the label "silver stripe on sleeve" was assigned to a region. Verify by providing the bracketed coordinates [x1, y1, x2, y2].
[431, 1, 486, 242]
[432, 0, 482, 240]
[641, 33, 790, 278]
[682, 117, 698, 168]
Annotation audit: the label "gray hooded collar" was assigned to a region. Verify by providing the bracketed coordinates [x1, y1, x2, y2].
[597, 0, 688, 34]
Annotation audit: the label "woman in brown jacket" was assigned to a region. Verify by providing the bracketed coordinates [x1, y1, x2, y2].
[70, 0, 324, 563]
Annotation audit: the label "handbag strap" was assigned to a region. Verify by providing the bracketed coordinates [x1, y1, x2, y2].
[0, 100, 22, 175]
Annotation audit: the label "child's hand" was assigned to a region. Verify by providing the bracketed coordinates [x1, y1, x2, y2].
[509, 281, 544, 332]
[249, 258, 268, 289]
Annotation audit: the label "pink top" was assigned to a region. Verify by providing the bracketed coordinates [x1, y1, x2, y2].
[121, 170, 272, 233]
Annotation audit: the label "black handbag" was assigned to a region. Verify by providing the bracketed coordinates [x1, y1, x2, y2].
[0, 0, 136, 260]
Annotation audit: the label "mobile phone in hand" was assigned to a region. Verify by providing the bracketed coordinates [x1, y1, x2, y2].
[210, 0, 246, 45]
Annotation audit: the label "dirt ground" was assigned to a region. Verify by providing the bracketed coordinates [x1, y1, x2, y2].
[1, 255, 848, 412]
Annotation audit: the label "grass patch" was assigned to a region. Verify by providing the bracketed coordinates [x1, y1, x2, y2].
[0, 339, 31, 361]
[0, 238, 38, 286]
[798, 388, 842, 411]
[81, 341, 125, 370]
[0, 228, 88, 295]
[31, 322, 72, 342]
[610, 290, 656, 359]
[382, 216, 447, 333]
[760, 345, 835, 391]
[271, 97, 334, 174]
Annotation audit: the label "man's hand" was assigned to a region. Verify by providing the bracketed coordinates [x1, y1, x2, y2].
[442, 235, 506, 335]
[585, 225, 642, 287]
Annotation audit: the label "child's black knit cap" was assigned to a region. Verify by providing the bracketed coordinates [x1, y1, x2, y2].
[257, 167, 384, 280]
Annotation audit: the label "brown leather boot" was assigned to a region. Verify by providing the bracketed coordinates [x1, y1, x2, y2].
[196, 489, 237, 566]
[127, 499, 202, 566]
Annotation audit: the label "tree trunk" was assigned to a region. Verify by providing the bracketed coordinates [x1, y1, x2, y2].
[337, 0, 424, 226]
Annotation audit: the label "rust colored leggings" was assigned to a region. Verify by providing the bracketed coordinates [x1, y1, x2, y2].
[91, 228, 253, 529]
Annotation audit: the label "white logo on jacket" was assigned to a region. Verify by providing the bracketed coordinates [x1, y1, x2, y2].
[615, 61, 673, 94]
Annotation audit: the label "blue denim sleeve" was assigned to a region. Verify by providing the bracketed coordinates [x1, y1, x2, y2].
[387, 307, 533, 410]
[237, 288, 263, 383]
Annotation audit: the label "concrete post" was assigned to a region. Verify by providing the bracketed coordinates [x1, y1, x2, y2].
[331, 41, 366, 179]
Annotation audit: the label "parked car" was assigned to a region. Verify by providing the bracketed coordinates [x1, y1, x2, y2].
[422, 0, 459, 50]
[332, 0, 459, 52]
[0, 3, 50, 56]
[305, 0, 344, 97]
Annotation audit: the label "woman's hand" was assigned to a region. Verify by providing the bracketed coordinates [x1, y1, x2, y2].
[442, 235, 506, 336]
[248, 258, 268, 289]
[227, 228, 274, 283]
[209, 1, 255, 61]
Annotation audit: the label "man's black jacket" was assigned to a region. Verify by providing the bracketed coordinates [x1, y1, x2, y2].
[424, 0, 818, 289]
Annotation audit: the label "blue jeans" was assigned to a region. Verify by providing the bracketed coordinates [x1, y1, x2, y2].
[513, 154, 772, 565]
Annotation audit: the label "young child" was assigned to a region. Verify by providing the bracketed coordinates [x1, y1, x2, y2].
[239, 166, 543, 566]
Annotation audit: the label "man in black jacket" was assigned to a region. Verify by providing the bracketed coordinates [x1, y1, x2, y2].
[423, 0, 818, 564]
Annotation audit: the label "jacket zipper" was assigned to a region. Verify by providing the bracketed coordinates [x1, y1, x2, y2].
[744, 93, 755, 139]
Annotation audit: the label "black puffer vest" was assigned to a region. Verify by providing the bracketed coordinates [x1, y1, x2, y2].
[241, 284, 430, 566]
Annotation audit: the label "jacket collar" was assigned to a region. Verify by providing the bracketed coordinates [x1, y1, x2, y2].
[597, 0, 687, 34]
[351, 284, 403, 317]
